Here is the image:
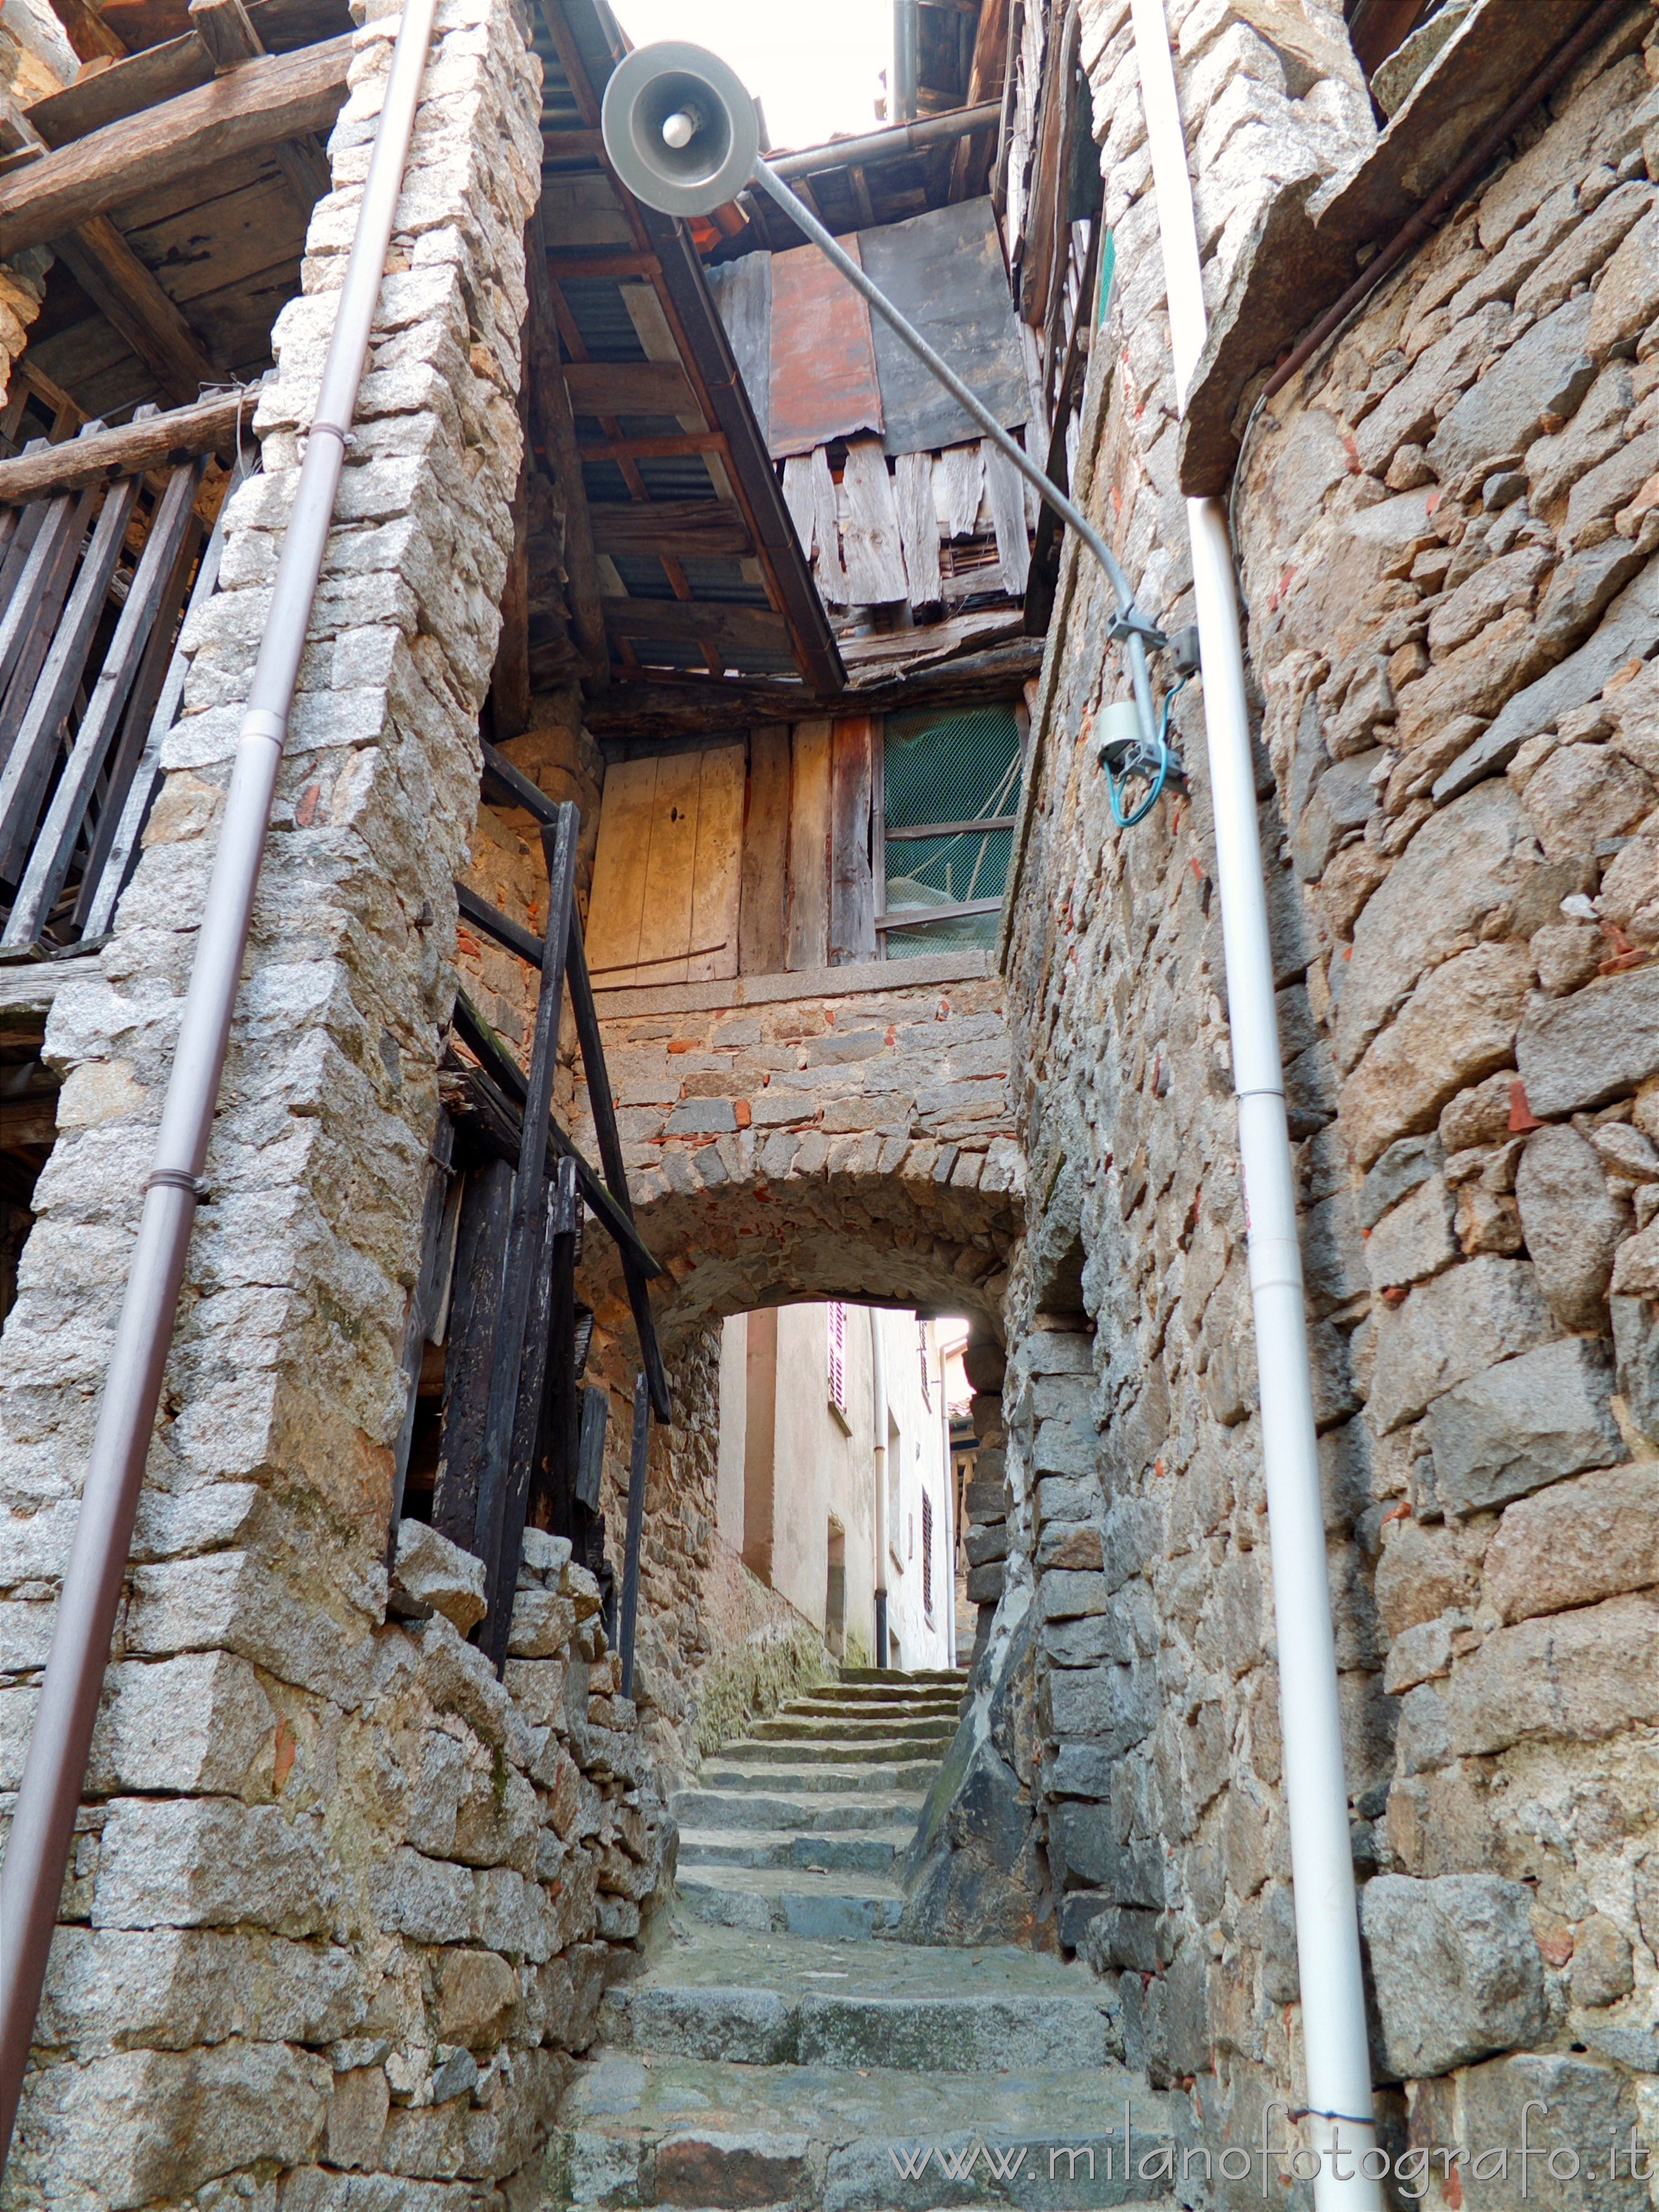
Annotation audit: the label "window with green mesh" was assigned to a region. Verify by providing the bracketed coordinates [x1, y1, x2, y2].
[880, 703, 1022, 958]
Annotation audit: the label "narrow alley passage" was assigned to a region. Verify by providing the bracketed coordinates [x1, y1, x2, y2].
[555, 1668, 1186, 2209]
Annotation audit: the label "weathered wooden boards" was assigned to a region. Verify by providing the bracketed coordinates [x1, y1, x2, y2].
[589, 714, 895, 988]
[0, 32, 353, 257]
[782, 434, 1028, 611]
[585, 745, 746, 985]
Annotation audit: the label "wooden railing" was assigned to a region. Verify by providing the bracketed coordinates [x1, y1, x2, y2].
[0, 397, 250, 956]
[393, 752, 667, 1684]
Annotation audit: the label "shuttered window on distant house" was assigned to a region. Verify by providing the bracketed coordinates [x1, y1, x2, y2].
[828, 1301, 850, 1427]
[922, 1489, 934, 1620]
[878, 702, 1022, 958]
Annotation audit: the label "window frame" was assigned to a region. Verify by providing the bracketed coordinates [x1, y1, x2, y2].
[873, 697, 1031, 957]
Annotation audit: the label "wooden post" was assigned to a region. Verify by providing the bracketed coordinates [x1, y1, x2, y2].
[484, 1154, 578, 1671]
[472, 804, 580, 1644]
[387, 1109, 455, 1538]
[618, 1370, 649, 1700]
[429, 1157, 513, 1551]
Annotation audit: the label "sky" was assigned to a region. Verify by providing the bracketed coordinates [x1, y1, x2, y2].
[611, 1, 894, 153]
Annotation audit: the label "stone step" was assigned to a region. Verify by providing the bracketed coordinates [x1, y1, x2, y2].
[787, 1695, 963, 1723]
[556, 2053, 1183, 2209]
[698, 1757, 945, 1795]
[802, 1682, 965, 1707]
[837, 1666, 968, 1686]
[718, 1734, 947, 1767]
[677, 1828, 906, 1874]
[748, 1712, 956, 1745]
[599, 1978, 1118, 2072]
[675, 1865, 905, 1940]
[670, 1786, 927, 1834]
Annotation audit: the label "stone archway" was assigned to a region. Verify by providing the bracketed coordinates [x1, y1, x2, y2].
[567, 954, 1024, 1772]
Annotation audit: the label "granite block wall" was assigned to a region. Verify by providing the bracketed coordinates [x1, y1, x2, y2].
[941, 0, 1659, 2189]
[0, 2, 676, 2200]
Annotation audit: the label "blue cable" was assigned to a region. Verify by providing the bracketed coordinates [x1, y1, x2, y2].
[1107, 673, 1186, 829]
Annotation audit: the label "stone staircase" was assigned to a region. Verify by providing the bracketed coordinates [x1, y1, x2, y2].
[671, 1668, 963, 1940]
[550, 1667, 1187, 2209]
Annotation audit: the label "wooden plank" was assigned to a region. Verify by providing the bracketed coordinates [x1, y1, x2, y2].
[860, 198, 1029, 455]
[0, 473, 138, 883]
[983, 436, 1031, 596]
[72, 504, 200, 931]
[0, 33, 353, 258]
[601, 599, 790, 658]
[24, 0, 346, 145]
[839, 436, 907, 606]
[828, 716, 876, 965]
[588, 499, 750, 560]
[938, 441, 984, 538]
[542, 173, 631, 248]
[524, 202, 606, 685]
[79, 451, 241, 936]
[474, 806, 579, 1640]
[186, 0, 331, 220]
[878, 894, 1004, 930]
[583, 754, 656, 980]
[5, 457, 202, 947]
[430, 1156, 514, 1554]
[562, 922, 671, 1420]
[787, 716, 832, 972]
[576, 429, 724, 462]
[486, 1158, 572, 1670]
[894, 447, 941, 608]
[51, 0, 126, 64]
[541, 128, 604, 161]
[689, 741, 744, 984]
[561, 359, 698, 419]
[573, 1381, 607, 1512]
[52, 218, 221, 405]
[635, 748, 702, 984]
[389, 1109, 455, 1528]
[739, 722, 790, 975]
[546, 249, 655, 279]
[781, 445, 847, 605]
[767, 229, 883, 460]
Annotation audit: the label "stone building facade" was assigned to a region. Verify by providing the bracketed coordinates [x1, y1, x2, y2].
[918, 0, 1659, 2188]
[4, 0, 1659, 2197]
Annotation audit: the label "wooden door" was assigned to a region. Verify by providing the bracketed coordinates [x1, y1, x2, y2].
[586, 744, 745, 987]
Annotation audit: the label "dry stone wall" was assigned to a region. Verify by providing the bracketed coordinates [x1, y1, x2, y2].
[946, 0, 1659, 2185]
[0, 1, 675, 2199]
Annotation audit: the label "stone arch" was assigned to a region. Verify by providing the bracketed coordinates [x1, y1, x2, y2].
[573, 959, 1026, 1357]
[566, 957, 1025, 1768]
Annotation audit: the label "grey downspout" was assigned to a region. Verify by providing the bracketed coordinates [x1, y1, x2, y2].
[0, 0, 444, 2165]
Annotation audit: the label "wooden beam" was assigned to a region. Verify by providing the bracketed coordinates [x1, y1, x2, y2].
[602, 598, 789, 656]
[541, 127, 603, 161]
[523, 202, 607, 684]
[545, 248, 655, 280]
[49, 0, 125, 65]
[588, 499, 751, 560]
[0, 389, 249, 504]
[24, 0, 333, 147]
[0, 33, 353, 258]
[561, 360, 698, 418]
[186, 0, 332, 219]
[576, 428, 724, 462]
[53, 219, 221, 404]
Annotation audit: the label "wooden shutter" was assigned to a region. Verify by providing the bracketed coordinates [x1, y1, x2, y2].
[827, 1301, 848, 1422]
[586, 745, 745, 987]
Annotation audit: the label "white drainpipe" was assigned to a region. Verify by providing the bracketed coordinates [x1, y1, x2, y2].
[870, 1307, 890, 1667]
[1128, 2, 1381, 2200]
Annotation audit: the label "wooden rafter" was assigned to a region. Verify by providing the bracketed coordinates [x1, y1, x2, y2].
[0, 33, 352, 258]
